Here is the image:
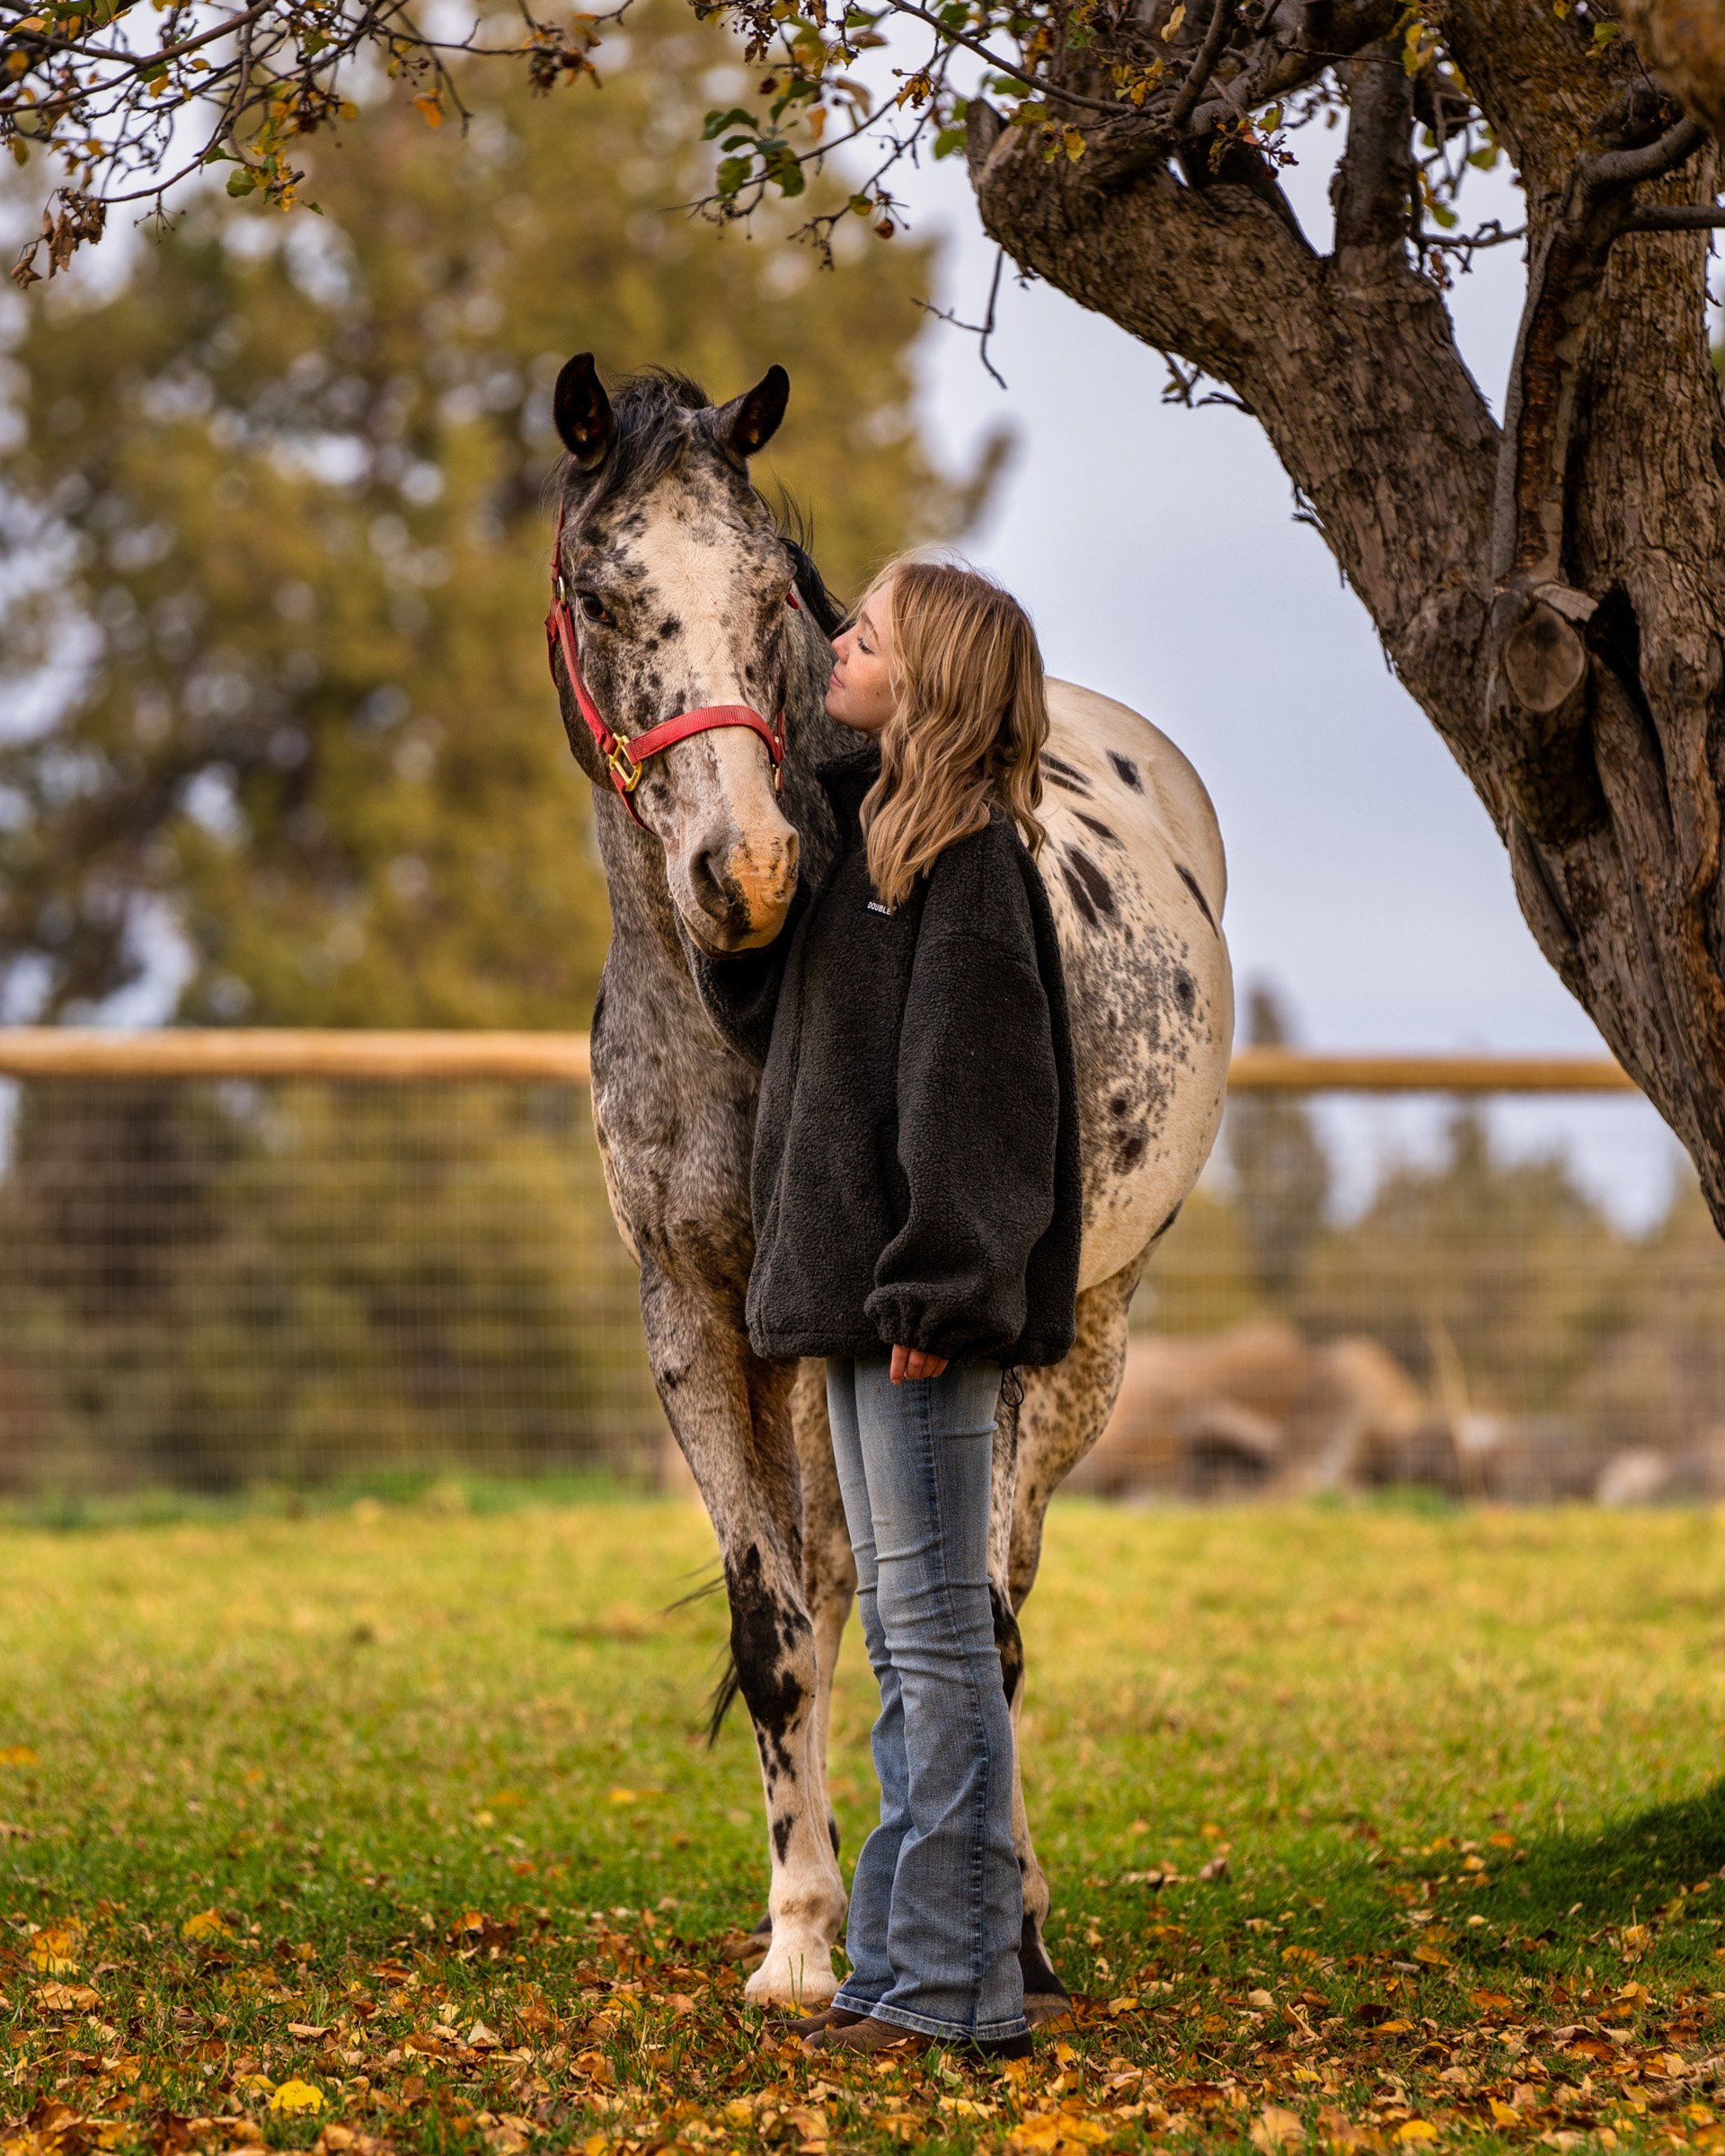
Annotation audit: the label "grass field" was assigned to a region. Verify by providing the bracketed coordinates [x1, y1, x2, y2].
[5, 1496, 1725, 2156]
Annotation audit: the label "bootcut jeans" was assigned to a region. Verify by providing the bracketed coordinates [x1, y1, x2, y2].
[825, 1355, 1027, 2042]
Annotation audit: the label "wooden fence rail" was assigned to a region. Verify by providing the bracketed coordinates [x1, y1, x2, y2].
[0, 1029, 1642, 1092]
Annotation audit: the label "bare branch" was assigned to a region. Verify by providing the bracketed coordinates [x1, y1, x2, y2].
[1626, 199, 1725, 229]
[1583, 110, 1706, 192]
[913, 246, 1008, 387]
[1331, 41, 1415, 273]
[876, 0, 1123, 115]
[1167, 0, 1234, 132]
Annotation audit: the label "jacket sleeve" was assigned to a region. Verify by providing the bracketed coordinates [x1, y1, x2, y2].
[864, 857, 1063, 1363]
[686, 884, 808, 1065]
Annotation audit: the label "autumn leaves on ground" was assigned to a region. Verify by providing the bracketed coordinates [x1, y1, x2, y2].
[4, 1500, 1725, 2156]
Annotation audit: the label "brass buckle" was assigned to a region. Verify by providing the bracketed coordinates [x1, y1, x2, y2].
[607, 738, 641, 792]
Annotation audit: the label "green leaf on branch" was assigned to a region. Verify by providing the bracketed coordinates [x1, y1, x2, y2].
[701, 104, 756, 139]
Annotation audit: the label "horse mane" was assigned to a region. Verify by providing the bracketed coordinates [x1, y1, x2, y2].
[559, 367, 849, 638]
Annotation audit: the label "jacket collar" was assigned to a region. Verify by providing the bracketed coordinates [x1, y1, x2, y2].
[815, 743, 880, 837]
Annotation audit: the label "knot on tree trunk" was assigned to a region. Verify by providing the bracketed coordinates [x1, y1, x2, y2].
[1489, 579, 1609, 847]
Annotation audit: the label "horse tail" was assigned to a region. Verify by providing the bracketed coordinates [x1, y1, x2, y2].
[705, 1653, 744, 1747]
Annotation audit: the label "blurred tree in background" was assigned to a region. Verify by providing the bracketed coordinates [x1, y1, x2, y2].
[0, 2, 995, 1029]
[1224, 982, 1330, 1304]
[0, 13, 1001, 1494]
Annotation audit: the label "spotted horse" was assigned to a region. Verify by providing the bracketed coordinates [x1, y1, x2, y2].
[544, 353, 1234, 2019]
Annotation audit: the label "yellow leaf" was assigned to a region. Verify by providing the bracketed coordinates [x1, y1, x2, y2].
[1395, 2125, 1438, 2144]
[412, 93, 442, 127]
[1489, 2101, 1521, 2126]
[1161, 1, 1185, 35]
[270, 2080, 325, 2115]
[236, 2074, 275, 2096]
[29, 1922, 84, 1973]
[1063, 126, 1085, 160]
[1252, 2107, 1305, 2152]
[181, 1908, 232, 1941]
[1009, 2119, 1065, 2152]
[1412, 1943, 1451, 1966]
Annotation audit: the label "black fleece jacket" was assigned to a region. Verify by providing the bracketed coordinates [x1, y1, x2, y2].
[693, 745, 1082, 1369]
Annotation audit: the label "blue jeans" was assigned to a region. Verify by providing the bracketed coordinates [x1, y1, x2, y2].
[826, 1356, 1026, 2042]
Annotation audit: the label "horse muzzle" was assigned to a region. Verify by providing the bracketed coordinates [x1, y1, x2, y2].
[685, 821, 800, 951]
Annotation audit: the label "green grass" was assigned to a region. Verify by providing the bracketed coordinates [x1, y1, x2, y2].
[5, 1498, 1725, 2155]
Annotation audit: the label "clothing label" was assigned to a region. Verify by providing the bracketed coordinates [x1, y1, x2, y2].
[866, 899, 893, 916]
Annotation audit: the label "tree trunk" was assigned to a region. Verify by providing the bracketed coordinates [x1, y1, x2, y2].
[967, 2, 1725, 1224]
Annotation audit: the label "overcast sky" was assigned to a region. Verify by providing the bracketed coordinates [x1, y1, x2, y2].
[880, 140, 1694, 1224]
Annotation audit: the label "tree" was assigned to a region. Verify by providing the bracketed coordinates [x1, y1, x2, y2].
[0, 6, 993, 1025]
[1225, 983, 1330, 1303]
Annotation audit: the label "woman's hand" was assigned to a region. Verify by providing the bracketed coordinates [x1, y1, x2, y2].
[890, 1345, 949, 1384]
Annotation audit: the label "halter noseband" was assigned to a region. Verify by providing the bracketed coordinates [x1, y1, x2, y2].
[544, 499, 792, 830]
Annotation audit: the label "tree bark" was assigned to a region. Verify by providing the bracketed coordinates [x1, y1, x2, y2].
[968, 0, 1725, 1226]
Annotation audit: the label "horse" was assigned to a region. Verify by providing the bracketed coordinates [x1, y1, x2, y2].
[545, 354, 1234, 2016]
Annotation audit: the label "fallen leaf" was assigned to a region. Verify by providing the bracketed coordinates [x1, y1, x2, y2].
[269, 2081, 325, 2116]
[1198, 1852, 1232, 1883]
[181, 1910, 233, 1942]
[36, 1982, 101, 2011]
[1395, 2124, 1438, 2143]
[1412, 1944, 1451, 1967]
[29, 1922, 84, 1974]
[288, 2023, 332, 2040]
[1252, 2106, 1305, 2151]
[466, 2021, 501, 2049]
[0, 1746, 39, 1766]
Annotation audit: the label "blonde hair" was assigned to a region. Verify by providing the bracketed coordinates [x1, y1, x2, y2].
[856, 558, 1049, 910]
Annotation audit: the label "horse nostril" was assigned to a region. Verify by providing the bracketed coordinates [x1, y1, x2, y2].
[690, 845, 731, 921]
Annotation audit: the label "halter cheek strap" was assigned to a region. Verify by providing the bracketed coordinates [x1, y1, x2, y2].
[544, 500, 790, 830]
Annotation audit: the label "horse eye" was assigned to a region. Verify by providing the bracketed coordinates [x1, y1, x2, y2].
[578, 591, 611, 625]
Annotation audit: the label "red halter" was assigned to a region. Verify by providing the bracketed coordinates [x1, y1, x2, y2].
[544, 500, 792, 830]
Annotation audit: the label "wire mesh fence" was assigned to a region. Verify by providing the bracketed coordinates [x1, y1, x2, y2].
[0, 1032, 1719, 1504]
[0, 1060, 660, 1497]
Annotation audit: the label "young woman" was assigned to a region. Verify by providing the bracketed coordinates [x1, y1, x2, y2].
[696, 558, 1082, 2064]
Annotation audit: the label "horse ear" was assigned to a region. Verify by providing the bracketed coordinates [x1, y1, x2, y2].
[553, 353, 615, 472]
[717, 365, 790, 460]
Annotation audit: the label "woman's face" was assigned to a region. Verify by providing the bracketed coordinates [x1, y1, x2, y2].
[825, 588, 897, 736]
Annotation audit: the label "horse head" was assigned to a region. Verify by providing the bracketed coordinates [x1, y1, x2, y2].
[549, 356, 836, 954]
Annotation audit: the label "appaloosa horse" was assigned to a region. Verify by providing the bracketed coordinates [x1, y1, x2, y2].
[545, 355, 1234, 2015]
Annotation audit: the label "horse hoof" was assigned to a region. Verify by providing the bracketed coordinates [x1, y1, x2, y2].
[743, 1942, 839, 2008]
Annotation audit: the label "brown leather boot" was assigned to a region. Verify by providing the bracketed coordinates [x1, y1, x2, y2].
[804, 2016, 931, 2057]
[778, 2005, 868, 2038]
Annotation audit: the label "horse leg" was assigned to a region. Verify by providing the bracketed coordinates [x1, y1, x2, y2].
[1004, 1252, 1149, 2014]
[640, 1268, 847, 2005]
[792, 1357, 856, 1864]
